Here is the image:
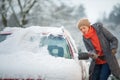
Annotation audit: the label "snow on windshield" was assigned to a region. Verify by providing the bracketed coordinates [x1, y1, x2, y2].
[0, 26, 87, 80]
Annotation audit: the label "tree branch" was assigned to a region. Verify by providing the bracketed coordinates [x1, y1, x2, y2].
[8, 0, 22, 27]
[18, 0, 23, 13]
[1, 0, 7, 27]
[21, 0, 37, 25]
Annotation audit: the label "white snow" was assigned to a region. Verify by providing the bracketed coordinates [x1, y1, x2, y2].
[0, 26, 88, 80]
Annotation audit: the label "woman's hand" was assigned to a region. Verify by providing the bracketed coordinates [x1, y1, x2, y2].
[88, 53, 98, 59]
[111, 48, 117, 55]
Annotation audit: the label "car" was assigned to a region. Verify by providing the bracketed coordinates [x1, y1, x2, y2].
[0, 26, 89, 80]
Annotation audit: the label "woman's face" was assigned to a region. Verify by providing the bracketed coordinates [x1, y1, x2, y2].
[79, 26, 89, 35]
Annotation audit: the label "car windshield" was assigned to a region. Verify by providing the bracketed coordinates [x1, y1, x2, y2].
[40, 34, 72, 59]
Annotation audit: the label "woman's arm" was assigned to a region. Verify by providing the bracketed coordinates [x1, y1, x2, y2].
[101, 26, 118, 49]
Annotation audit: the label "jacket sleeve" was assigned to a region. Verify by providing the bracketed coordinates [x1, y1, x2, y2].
[101, 26, 118, 49]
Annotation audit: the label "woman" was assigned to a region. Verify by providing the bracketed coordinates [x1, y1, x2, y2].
[77, 18, 120, 80]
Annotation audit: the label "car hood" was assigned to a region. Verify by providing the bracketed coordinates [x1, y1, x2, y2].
[0, 49, 82, 80]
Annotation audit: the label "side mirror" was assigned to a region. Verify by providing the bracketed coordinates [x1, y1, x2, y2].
[78, 52, 89, 60]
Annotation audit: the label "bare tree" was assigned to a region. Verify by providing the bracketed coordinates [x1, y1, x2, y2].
[17, 0, 37, 26]
[0, 0, 9, 27]
[0, 0, 37, 28]
[8, 0, 21, 27]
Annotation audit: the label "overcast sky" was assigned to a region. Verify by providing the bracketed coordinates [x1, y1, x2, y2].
[70, 0, 120, 23]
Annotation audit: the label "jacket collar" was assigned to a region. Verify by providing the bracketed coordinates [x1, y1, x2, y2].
[92, 22, 103, 34]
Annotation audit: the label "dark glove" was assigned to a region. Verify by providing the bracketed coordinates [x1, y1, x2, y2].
[111, 48, 117, 55]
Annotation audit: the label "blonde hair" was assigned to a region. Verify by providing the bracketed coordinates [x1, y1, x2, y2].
[77, 18, 91, 29]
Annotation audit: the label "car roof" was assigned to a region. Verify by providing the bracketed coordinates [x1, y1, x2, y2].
[0, 26, 67, 35]
[0, 27, 22, 35]
[30, 26, 64, 35]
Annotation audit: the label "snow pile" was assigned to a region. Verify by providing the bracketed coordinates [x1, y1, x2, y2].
[0, 27, 23, 34]
[0, 26, 88, 80]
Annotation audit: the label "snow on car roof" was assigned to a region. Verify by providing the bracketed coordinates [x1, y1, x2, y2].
[25, 26, 64, 35]
[0, 26, 67, 36]
[0, 27, 23, 34]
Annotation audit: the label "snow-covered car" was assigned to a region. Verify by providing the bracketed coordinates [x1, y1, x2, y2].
[0, 26, 88, 80]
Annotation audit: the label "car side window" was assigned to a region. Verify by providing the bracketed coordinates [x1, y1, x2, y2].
[0, 34, 10, 42]
[40, 35, 72, 59]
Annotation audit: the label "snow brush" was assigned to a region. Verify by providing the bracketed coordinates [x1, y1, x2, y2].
[78, 52, 89, 60]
